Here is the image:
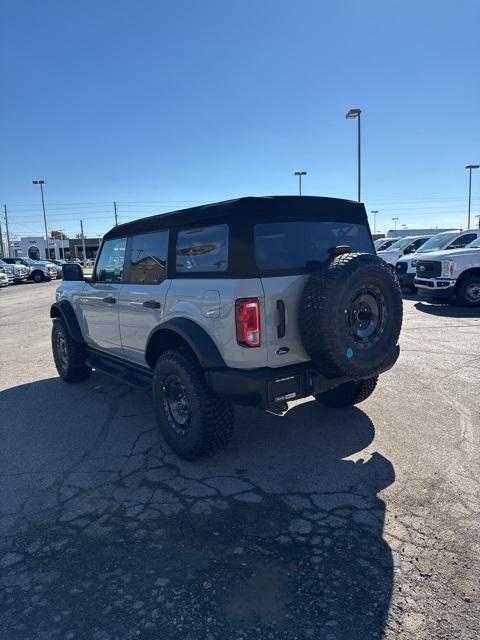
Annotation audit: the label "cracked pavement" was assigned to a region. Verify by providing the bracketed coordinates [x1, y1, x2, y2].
[0, 282, 479, 639]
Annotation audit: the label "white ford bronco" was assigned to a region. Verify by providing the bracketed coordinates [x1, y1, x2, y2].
[414, 234, 480, 306]
[51, 196, 402, 459]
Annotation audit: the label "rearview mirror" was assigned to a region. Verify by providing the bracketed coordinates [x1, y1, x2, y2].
[62, 263, 83, 281]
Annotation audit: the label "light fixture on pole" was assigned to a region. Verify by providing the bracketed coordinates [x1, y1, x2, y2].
[370, 210, 379, 234]
[32, 180, 49, 259]
[294, 171, 307, 196]
[465, 164, 479, 229]
[392, 217, 399, 230]
[346, 108, 362, 202]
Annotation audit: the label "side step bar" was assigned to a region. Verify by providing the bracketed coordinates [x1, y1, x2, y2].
[85, 349, 153, 393]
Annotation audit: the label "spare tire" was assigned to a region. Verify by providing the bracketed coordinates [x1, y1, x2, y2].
[299, 253, 402, 378]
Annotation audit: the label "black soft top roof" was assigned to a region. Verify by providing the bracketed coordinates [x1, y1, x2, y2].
[104, 195, 367, 239]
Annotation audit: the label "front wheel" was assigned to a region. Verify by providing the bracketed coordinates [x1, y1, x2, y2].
[51, 318, 91, 382]
[456, 276, 480, 307]
[32, 270, 45, 283]
[315, 376, 378, 408]
[152, 348, 234, 460]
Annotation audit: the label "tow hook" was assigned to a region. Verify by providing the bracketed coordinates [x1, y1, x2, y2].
[266, 402, 289, 416]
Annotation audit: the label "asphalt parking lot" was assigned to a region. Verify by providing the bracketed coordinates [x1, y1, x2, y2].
[0, 281, 479, 640]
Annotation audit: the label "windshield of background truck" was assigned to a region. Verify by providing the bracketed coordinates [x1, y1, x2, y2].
[416, 232, 459, 253]
[381, 237, 416, 252]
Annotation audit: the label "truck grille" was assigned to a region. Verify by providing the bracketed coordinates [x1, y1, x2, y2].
[395, 262, 408, 275]
[416, 260, 441, 278]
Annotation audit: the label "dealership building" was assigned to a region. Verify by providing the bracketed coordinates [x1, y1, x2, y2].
[8, 236, 102, 261]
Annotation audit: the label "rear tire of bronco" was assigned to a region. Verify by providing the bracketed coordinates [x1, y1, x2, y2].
[51, 318, 92, 383]
[299, 253, 403, 378]
[152, 348, 234, 460]
[315, 376, 378, 408]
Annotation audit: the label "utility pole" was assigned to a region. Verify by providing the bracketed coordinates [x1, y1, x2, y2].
[465, 165, 479, 229]
[0, 220, 4, 257]
[114, 201, 118, 226]
[80, 220, 87, 264]
[32, 180, 49, 259]
[4, 204, 11, 258]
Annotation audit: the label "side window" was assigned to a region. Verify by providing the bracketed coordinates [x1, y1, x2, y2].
[176, 224, 229, 273]
[127, 231, 168, 284]
[94, 238, 127, 283]
[448, 233, 477, 249]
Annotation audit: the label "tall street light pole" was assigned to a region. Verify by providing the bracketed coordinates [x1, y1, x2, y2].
[32, 180, 49, 259]
[392, 217, 399, 231]
[465, 164, 479, 229]
[294, 171, 307, 196]
[370, 210, 379, 234]
[346, 108, 362, 202]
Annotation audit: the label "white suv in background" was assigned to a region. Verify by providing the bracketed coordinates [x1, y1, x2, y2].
[376, 236, 433, 268]
[395, 229, 480, 291]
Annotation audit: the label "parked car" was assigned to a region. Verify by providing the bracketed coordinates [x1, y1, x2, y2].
[395, 229, 480, 291]
[415, 235, 480, 306]
[376, 235, 433, 268]
[0, 258, 28, 284]
[50, 259, 68, 279]
[375, 237, 400, 252]
[0, 266, 11, 287]
[3, 257, 58, 282]
[50, 196, 403, 459]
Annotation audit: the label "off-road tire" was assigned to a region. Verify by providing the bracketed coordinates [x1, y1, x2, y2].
[455, 275, 480, 307]
[152, 348, 234, 460]
[51, 318, 92, 383]
[299, 253, 403, 378]
[32, 270, 45, 283]
[315, 376, 378, 408]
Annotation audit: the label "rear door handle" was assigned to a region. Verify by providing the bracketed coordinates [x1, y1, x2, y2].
[143, 300, 161, 309]
[102, 296, 116, 304]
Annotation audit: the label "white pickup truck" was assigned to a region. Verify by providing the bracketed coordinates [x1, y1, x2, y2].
[414, 235, 480, 306]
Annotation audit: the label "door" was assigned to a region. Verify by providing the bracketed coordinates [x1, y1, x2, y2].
[118, 230, 170, 364]
[78, 237, 127, 354]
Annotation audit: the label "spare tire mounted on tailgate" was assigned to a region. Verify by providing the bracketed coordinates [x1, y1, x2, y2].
[299, 252, 402, 378]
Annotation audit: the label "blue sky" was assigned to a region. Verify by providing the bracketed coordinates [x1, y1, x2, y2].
[1, 0, 479, 239]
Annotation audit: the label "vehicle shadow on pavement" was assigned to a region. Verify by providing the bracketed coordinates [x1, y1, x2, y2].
[414, 301, 480, 318]
[0, 375, 395, 640]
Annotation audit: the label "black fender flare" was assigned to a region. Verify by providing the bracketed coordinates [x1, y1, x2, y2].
[145, 318, 226, 369]
[50, 300, 85, 343]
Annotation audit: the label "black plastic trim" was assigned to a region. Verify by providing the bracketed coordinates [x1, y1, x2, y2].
[50, 301, 85, 343]
[145, 318, 226, 369]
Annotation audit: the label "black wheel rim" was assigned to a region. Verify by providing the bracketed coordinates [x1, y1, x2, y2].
[162, 375, 192, 437]
[465, 282, 480, 304]
[56, 330, 68, 370]
[346, 286, 386, 344]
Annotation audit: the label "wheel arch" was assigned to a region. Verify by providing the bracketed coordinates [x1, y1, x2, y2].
[50, 301, 85, 343]
[454, 267, 480, 291]
[145, 318, 226, 370]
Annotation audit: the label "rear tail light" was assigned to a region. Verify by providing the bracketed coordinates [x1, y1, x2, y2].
[235, 298, 261, 347]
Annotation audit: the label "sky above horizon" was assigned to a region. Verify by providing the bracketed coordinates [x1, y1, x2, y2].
[1, 0, 479, 240]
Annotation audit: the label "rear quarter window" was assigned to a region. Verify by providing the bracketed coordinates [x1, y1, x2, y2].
[176, 224, 229, 273]
[254, 221, 373, 270]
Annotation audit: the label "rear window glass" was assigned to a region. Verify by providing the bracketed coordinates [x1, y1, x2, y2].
[254, 221, 373, 270]
[176, 224, 229, 273]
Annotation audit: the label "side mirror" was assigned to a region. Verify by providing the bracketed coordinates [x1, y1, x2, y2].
[62, 263, 83, 281]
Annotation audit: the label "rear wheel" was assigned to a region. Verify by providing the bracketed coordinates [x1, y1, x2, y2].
[456, 275, 480, 307]
[51, 318, 91, 382]
[315, 376, 378, 408]
[152, 348, 234, 460]
[32, 270, 45, 283]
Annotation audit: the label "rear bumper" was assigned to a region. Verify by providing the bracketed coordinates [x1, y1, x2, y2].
[205, 346, 400, 410]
